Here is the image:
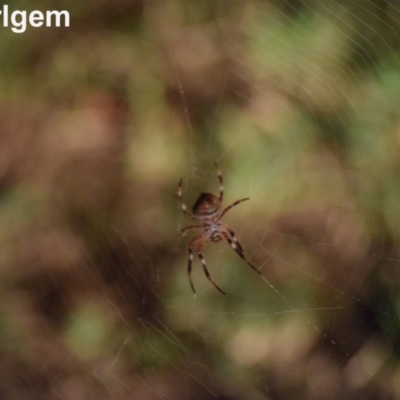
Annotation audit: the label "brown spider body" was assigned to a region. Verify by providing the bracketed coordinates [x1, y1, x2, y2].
[177, 162, 261, 295]
[192, 193, 220, 221]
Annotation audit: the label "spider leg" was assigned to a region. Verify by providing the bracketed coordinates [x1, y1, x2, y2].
[197, 251, 226, 295]
[187, 247, 196, 293]
[214, 161, 224, 202]
[224, 225, 244, 254]
[222, 231, 262, 277]
[177, 178, 196, 220]
[187, 235, 226, 295]
[220, 197, 250, 219]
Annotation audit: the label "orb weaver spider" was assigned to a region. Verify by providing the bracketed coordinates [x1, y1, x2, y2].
[177, 162, 261, 294]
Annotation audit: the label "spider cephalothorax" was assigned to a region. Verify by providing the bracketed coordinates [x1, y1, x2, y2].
[177, 162, 261, 294]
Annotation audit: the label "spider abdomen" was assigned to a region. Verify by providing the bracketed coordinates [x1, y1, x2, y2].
[192, 193, 220, 220]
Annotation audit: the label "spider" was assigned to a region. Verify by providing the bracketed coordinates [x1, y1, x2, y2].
[177, 162, 261, 294]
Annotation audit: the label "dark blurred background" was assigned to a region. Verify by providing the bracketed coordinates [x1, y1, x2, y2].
[1, 0, 400, 399]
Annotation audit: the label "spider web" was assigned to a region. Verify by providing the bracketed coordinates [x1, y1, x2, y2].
[125, 1, 400, 397]
[144, 1, 400, 398]
[3, 1, 400, 400]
